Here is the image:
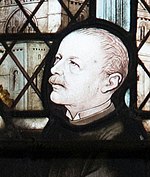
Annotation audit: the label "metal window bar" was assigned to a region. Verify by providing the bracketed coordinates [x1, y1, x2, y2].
[14, 0, 43, 33]
[137, 30, 150, 51]
[58, 0, 76, 22]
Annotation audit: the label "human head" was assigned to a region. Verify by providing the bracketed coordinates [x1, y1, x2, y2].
[49, 27, 129, 116]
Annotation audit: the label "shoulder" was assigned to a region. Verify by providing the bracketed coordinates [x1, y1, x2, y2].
[115, 106, 147, 140]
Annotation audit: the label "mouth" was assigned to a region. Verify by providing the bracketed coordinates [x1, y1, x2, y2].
[49, 75, 65, 90]
[52, 83, 64, 87]
[51, 82, 66, 92]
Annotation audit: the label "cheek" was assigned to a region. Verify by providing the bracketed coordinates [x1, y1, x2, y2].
[66, 72, 99, 94]
[88, 79, 101, 94]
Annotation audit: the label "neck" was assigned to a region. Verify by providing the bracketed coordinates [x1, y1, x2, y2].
[65, 99, 112, 119]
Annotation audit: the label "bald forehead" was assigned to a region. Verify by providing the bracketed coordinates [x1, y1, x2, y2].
[61, 31, 100, 46]
[58, 31, 103, 55]
[63, 28, 104, 42]
[57, 30, 106, 66]
[62, 28, 125, 46]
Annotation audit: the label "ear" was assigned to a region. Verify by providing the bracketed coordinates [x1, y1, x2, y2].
[101, 73, 123, 93]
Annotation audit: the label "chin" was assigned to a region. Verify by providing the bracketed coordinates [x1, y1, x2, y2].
[50, 92, 66, 105]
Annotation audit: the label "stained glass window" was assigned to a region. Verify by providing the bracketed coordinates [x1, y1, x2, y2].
[0, 1, 150, 177]
[0, 0, 149, 135]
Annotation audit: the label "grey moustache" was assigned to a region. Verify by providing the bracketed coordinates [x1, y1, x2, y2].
[49, 75, 65, 87]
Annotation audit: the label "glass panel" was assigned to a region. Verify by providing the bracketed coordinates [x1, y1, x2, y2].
[0, 116, 5, 129]
[143, 119, 150, 132]
[49, 0, 89, 32]
[137, 53, 150, 110]
[0, 41, 49, 111]
[68, 0, 89, 21]
[96, 0, 130, 31]
[0, 0, 89, 33]
[137, 0, 150, 111]
[13, 117, 48, 129]
[27, 86, 43, 110]
[0, 0, 45, 33]
[142, 98, 150, 110]
[0, 45, 27, 110]
[125, 89, 130, 107]
[137, 1, 150, 43]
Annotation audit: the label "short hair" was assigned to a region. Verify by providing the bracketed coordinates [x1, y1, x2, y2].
[72, 28, 129, 82]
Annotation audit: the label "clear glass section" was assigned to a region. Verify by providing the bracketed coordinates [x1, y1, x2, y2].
[96, 0, 130, 31]
[0, 116, 5, 129]
[13, 117, 49, 129]
[125, 89, 130, 107]
[143, 119, 150, 132]
[0, 41, 49, 110]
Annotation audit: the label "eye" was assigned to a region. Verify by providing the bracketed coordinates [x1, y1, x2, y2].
[70, 60, 80, 68]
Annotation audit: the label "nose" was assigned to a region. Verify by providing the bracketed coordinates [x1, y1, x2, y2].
[51, 60, 64, 75]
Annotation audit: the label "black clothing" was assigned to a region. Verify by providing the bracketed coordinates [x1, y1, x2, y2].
[42, 105, 147, 177]
[0, 105, 147, 177]
[43, 105, 146, 141]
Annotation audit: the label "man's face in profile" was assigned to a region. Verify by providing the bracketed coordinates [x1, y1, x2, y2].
[49, 31, 107, 111]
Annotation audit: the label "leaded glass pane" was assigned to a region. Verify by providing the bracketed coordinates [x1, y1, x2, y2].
[0, 41, 49, 111]
[96, 0, 130, 31]
[137, 0, 150, 111]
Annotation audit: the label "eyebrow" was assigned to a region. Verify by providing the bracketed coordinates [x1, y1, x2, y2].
[55, 54, 80, 61]
[69, 56, 80, 60]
